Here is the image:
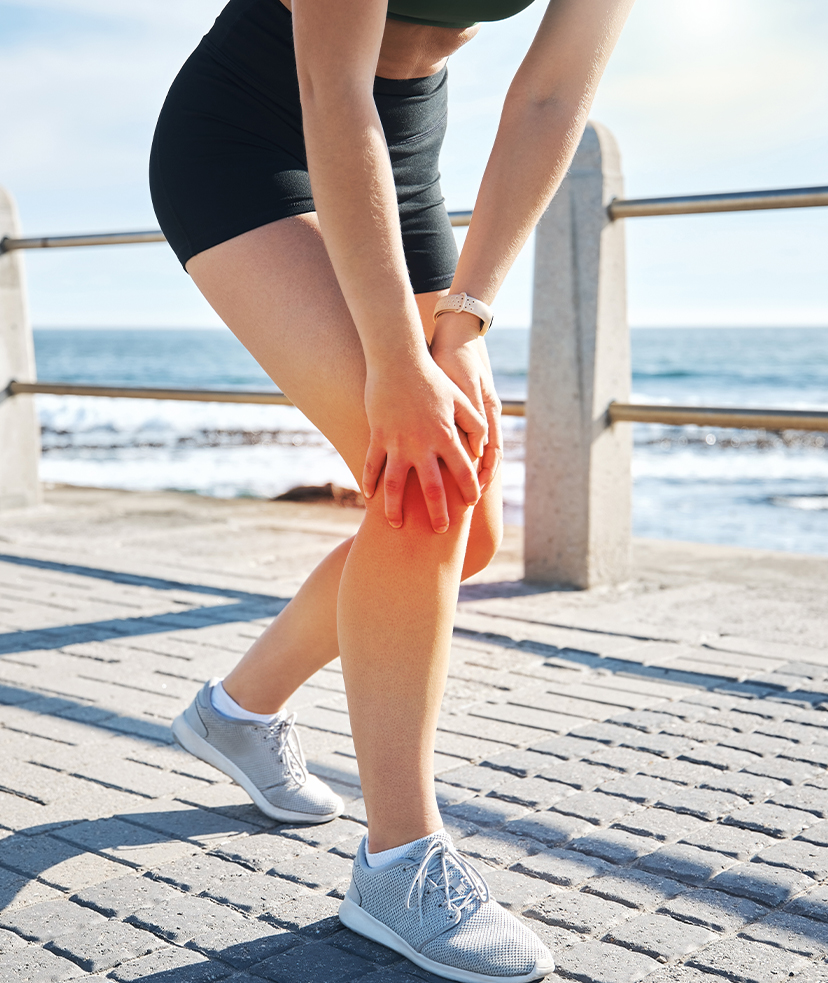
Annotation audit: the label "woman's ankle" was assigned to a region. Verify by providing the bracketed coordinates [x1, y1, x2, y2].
[219, 676, 286, 717]
[211, 679, 284, 722]
[365, 814, 444, 855]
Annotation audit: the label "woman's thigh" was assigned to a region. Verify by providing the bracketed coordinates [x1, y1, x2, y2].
[186, 213, 501, 529]
[187, 214, 371, 479]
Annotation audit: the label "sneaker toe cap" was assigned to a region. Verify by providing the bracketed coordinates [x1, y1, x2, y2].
[421, 903, 552, 978]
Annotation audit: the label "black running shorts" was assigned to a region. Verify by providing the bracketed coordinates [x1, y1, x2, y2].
[149, 0, 458, 293]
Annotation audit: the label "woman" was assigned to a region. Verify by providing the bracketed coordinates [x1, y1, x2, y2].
[151, 1, 633, 979]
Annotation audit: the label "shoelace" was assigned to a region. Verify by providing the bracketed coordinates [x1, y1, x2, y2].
[263, 712, 308, 786]
[405, 840, 490, 924]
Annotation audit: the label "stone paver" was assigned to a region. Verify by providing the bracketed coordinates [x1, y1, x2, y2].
[513, 849, 613, 888]
[583, 869, 685, 911]
[687, 937, 809, 981]
[45, 920, 166, 973]
[70, 873, 182, 918]
[126, 894, 247, 944]
[711, 861, 816, 906]
[251, 938, 375, 982]
[107, 944, 232, 981]
[2, 486, 828, 983]
[739, 910, 828, 959]
[0, 898, 105, 942]
[0, 945, 86, 981]
[604, 912, 716, 962]
[527, 891, 635, 935]
[554, 939, 660, 983]
[637, 843, 736, 886]
[658, 888, 769, 933]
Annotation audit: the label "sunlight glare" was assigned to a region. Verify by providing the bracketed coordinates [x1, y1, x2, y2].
[675, 0, 739, 37]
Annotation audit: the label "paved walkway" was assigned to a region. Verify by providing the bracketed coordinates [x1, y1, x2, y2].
[1, 485, 828, 983]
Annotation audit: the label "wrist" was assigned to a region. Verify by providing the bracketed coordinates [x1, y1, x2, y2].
[431, 311, 482, 352]
[363, 326, 430, 374]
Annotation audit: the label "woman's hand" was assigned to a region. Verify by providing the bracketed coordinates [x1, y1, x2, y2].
[362, 353, 487, 534]
[430, 312, 503, 493]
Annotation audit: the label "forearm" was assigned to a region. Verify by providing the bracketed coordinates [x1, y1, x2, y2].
[294, 0, 426, 371]
[451, 91, 588, 307]
[444, 0, 634, 330]
[303, 92, 426, 368]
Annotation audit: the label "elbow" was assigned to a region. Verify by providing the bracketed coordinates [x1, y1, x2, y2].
[296, 62, 375, 118]
[501, 83, 590, 142]
[503, 81, 580, 123]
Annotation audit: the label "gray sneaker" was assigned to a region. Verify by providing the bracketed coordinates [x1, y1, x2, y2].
[172, 678, 343, 823]
[339, 830, 554, 982]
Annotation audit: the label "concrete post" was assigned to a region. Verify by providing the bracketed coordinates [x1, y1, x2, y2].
[524, 121, 631, 588]
[0, 186, 41, 510]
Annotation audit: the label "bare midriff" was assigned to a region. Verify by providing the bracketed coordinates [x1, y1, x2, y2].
[277, 0, 479, 78]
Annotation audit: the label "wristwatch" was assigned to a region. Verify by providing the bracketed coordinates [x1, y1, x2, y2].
[433, 292, 494, 335]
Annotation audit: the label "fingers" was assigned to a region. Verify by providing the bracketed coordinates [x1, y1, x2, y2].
[416, 459, 450, 534]
[361, 441, 386, 500]
[478, 389, 503, 491]
[452, 388, 488, 459]
[372, 446, 477, 532]
[478, 440, 503, 491]
[383, 450, 474, 532]
[441, 438, 482, 509]
[382, 455, 410, 529]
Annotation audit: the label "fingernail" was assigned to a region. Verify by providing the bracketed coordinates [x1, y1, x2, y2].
[363, 488, 373, 499]
[389, 521, 402, 529]
[436, 524, 449, 534]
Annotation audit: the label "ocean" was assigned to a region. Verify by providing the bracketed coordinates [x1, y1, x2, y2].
[31, 326, 828, 556]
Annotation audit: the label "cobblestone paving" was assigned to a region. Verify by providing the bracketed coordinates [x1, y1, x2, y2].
[1, 487, 827, 982]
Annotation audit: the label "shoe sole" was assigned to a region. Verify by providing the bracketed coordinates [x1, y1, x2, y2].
[171, 712, 343, 825]
[339, 896, 555, 983]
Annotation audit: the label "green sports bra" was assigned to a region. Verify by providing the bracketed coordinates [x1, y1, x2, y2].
[387, 0, 537, 30]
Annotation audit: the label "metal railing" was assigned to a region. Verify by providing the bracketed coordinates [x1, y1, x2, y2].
[2, 180, 826, 434]
[5, 380, 828, 433]
[608, 184, 828, 219]
[3, 379, 530, 415]
[3, 123, 827, 583]
[2, 185, 826, 254]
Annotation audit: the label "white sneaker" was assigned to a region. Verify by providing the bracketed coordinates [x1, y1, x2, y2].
[339, 830, 554, 982]
[172, 678, 343, 823]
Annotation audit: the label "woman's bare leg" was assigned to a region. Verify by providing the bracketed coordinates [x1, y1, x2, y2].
[187, 215, 501, 849]
[222, 536, 352, 714]
[222, 465, 500, 715]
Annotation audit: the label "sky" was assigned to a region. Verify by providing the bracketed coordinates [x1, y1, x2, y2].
[1, 0, 826, 329]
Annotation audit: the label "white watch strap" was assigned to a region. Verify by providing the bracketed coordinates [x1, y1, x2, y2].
[433, 292, 494, 335]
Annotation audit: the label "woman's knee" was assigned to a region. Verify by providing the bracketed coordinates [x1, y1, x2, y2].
[462, 497, 503, 580]
[363, 465, 473, 542]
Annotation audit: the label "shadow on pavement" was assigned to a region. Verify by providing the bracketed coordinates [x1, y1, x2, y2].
[0, 553, 289, 656]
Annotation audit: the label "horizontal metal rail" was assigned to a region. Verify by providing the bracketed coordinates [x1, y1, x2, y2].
[7, 381, 828, 431]
[449, 210, 473, 228]
[609, 402, 828, 432]
[608, 185, 828, 219]
[3, 380, 522, 417]
[1, 186, 826, 254]
[8, 380, 294, 406]
[0, 231, 167, 253]
[0, 215, 472, 253]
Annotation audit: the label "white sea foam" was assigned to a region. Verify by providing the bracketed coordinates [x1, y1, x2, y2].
[37, 394, 319, 446]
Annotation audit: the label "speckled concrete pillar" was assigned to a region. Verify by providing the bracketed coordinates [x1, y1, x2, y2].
[0, 185, 40, 510]
[524, 122, 631, 588]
